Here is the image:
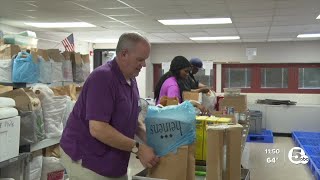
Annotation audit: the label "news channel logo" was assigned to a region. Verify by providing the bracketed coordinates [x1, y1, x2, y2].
[288, 147, 309, 165]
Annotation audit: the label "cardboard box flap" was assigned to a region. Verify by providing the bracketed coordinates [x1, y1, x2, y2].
[182, 91, 202, 103]
[0, 44, 21, 60]
[47, 49, 65, 62]
[62, 51, 71, 60]
[71, 52, 83, 65]
[38, 49, 50, 61]
[220, 95, 247, 113]
[0, 88, 41, 111]
[81, 54, 90, 63]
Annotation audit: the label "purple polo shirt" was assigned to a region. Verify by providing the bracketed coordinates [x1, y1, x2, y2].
[60, 59, 140, 177]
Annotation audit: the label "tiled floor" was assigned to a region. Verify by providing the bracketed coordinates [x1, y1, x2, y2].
[127, 137, 315, 180]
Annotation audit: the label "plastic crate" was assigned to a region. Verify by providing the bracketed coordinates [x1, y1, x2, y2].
[247, 129, 273, 143]
[308, 157, 320, 178]
[292, 131, 320, 139]
[316, 168, 320, 180]
[304, 146, 320, 157]
[297, 138, 320, 147]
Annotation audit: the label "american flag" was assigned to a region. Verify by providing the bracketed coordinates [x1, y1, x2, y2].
[62, 34, 75, 52]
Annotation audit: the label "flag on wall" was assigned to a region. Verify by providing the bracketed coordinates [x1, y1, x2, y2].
[62, 34, 75, 52]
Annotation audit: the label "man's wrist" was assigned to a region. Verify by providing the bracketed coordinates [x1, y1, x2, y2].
[131, 141, 140, 154]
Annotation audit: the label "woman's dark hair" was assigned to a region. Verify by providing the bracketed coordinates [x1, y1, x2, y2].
[154, 56, 191, 102]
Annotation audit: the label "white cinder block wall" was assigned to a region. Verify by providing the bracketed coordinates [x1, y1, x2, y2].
[147, 41, 320, 105]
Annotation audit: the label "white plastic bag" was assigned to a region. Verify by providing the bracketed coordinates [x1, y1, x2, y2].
[202, 90, 216, 112]
[41, 157, 64, 180]
[82, 62, 90, 81]
[38, 57, 52, 83]
[62, 97, 75, 128]
[0, 97, 15, 108]
[62, 60, 73, 82]
[30, 155, 43, 180]
[50, 60, 63, 82]
[0, 107, 18, 119]
[0, 59, 12, 83]
[32, 85, 67, 138]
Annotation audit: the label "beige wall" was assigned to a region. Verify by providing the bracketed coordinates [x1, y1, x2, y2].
[146, 41, 320, 104]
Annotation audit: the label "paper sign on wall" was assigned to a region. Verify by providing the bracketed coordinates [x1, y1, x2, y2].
[162, 62, 170, 73]
[202, 61, 212, 76]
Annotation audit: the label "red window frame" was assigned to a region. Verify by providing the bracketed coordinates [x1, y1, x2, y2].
[222, 63, 320, 94]
[153, 63, 216, 91]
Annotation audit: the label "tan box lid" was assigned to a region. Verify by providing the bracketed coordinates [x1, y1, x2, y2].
[0, 44, 21, 60]
[47, 49, 65, 62]
[81, 54, 90, 63]
[38, 49, 50, 61]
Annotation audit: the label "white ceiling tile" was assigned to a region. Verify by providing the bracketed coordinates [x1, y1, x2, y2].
[238, 27, 269, 34]
[180, 32, 210, 37]
[234, 21, 272, 28]
[267, 38, 295, 42]
[242, 39, 267, 42]
[205, 28, 237, 36]
[232, 9, 274, 18]
[233, 17, 272, 23]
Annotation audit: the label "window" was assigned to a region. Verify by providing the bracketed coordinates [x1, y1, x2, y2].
[222, 64, 320, 93]
[261, 68, 288, 88]
[153, 63, 216, 91]
[299, 68, 320, 89]
[224, 68, 251, 88]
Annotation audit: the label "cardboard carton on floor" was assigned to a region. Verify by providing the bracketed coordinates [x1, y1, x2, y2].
[206, 124, 243, 180]
[219, 95, 247, 113]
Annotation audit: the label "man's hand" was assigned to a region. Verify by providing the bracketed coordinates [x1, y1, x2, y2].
[137, 144, 159, 168]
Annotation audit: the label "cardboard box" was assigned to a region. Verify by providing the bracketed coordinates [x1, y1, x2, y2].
[195, 120, 205, 160]
[182, 91, 202, 103]
[195, 116, 234, 161]
[0, 85, 13, 94]
[38, 49, 50, 61]
[0, 116, 21, 162]
[206, 124, 243, 180]
[0, 88, 41, 111]
[0, 44, 21, 60]
[81, 54, 90, 63]
[220, 95, 247, 113]
[44, 144, 61, 158]
[47, 49, 65, 62]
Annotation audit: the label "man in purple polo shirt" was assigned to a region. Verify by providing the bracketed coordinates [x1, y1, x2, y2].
[60, 32, 159, 180]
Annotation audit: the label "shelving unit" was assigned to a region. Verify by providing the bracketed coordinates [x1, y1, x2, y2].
[31, 137, 61, 152]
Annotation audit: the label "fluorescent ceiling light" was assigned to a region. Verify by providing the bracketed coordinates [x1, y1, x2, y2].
[158, 18, 232, 25]
[87, 39, 119, 43]
[24, 22, 96, 28]
[190, 36, 240, 41]
[297, 33, 320, 38]
[317, 14, 320, 19]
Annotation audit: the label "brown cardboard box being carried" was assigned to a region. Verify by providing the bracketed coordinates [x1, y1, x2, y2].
[0, 44, 21, 60]
[0, 88, 41, 111]
[206, 124, 243, 180]
[219, 95, 247, 113]
[182, 91, 202, 102]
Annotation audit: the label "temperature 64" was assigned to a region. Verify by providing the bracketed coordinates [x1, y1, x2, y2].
[266, 157, 278, 163]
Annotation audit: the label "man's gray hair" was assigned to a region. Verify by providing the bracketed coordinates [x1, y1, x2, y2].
[116, 32, 149, 55]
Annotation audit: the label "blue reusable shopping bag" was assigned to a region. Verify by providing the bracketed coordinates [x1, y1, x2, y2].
[145, 101, 196, 157]
[12, 51, 39, 83]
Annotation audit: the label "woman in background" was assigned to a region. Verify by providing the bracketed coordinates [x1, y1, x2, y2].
[154, 56, 207, 113]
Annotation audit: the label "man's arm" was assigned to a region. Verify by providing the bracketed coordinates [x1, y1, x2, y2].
[136, 120, 147, 143]
[89, 120, 159, 168]
[198, 82, 207, 88]
[89, 120, 135, 152]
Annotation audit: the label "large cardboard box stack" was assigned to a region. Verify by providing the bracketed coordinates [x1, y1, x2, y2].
[220, 95, 247, 113]
[206, 124, 243, 180]
[195, 116, 234, 161]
